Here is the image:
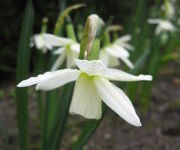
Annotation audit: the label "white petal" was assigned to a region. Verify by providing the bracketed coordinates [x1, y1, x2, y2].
[106, 45, 129, 58]
[17, 69, 80, 91]
[43, 33, 73, 46]
[108, 56, 119, 67]
[75, 59, 107, 76]
[94, 77, 141, 127]
[100, 50, 119, 67]
[121, 43, 134, 51]
[105, 45, 134, 68]
[75, 59, 152, 82]
[103, 68, 152, 81]
[53, 47, 65, 55]
[70, 43, 80, 52]
[51, 52, 66, 71]
[155, 26, 162, 35]
[34, 34, 46, 50]
[99, 50, 109, 66]
[159, 20, 175, 31]
[36, 69, 80, 90]
[120, 57, 134, 69]
[70, 73, 102, 119]
[115, 34, 132, 44]
[66, 50, 79, 68]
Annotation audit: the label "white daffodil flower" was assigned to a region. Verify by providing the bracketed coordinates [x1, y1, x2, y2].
[31, 33, 73, 53]
[148, 18, 176, 35]
[100, 35, 134, 69]
[17, 59, 152, 127]
[51, 42, 80, 70]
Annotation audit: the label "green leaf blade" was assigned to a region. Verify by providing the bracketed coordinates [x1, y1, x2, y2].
[16, 0, 34, 150]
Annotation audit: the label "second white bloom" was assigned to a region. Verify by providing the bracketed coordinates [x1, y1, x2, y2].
[148, 18, 176, 35]
[100, 35, 134, 69]
[52, 42, 80, 70]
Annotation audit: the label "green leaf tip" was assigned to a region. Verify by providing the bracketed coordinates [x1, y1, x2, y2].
[54, 3, 86, 35]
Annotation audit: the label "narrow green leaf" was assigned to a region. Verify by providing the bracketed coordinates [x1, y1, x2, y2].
[140, 36, 161, 110]
[46, 83, 74, 150]
[16, 0, 34, 150]
[102, 32, 111, 46]
[126, 49, 150, 100]
[87, 39, 100, 60]
[41, 90, 59, 150]
[54, 4, 85, 35]
[36, 17, 48, 135]
[35, 51, 46, 135]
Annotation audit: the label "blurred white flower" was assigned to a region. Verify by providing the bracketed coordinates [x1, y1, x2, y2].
[52, 42, 80, 70]
[100, 35, 134, 69]
[148, 18, 176, 35]
[161, 0, 175, 19]
[31, 33, 73, 53]
[17, 59, 152, 127]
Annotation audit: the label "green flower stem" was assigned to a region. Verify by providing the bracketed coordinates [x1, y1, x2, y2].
[41, 17, 48, 34]
[66, 16, 77, 41]
[35, 52, 46, 137]
[102, 31, 111, 46]
[46, 83, 74, 150]
[71, 105, 106, 150]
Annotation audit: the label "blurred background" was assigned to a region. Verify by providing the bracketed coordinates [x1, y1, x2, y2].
[0, 0, 180, 150]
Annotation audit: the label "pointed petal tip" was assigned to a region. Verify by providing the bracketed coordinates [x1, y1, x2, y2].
[17, 83, 22, 87]
[134, 119, 142, 127]
[127, 110, 142, 127]
[138, 75, 153, 81]
[17, 81, 27, 87]
[129, 114, 142, 127]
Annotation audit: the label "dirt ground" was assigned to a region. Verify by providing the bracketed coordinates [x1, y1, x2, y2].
[0, 64, 180, 150]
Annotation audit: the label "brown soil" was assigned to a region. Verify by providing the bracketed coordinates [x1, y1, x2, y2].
[0, 72, 180, 150]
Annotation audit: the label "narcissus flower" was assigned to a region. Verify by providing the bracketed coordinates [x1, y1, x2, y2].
[148, 19, 176, 35]
[31, 33, 80, 69]
[100, 35, 134, 69]
[17, 59, 152, 127]
[31, 33, 73, 53]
